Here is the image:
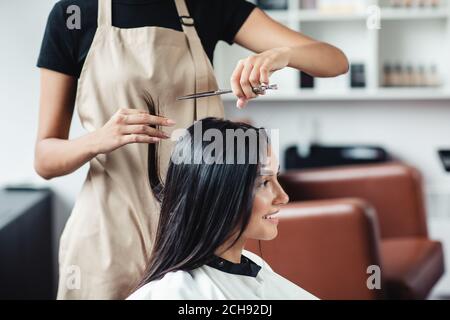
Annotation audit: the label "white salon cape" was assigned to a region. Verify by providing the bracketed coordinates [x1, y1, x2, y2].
[127, 250, 319, 300]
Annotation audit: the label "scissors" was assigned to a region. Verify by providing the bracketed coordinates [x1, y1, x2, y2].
[176, 83, 278, 101]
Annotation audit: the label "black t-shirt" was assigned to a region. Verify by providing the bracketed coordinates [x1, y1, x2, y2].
[37, 0, 256, 78]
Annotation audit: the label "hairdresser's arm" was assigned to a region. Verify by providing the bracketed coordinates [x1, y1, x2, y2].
[34, 69, 101, 179]
[231, 8, 349, 108]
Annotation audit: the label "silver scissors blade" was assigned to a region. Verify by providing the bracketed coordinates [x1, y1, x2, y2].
[176, 89, 232, 101]
[176, 84, 278, 101]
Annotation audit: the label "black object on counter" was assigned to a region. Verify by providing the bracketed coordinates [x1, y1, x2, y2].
[285, 144, 390, 170]
[0, 188, 53, 299]
[438, 150, 450, 172]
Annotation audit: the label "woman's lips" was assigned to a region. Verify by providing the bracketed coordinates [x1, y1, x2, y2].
[263, 211, 280, 224]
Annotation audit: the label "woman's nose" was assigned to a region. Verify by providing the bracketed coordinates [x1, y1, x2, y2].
[274, 185, 289, 205]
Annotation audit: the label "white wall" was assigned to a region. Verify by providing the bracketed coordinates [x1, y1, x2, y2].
[0, 0, 89, 190]
[0, 0, 449, 298]
[0, 0, 88, 293]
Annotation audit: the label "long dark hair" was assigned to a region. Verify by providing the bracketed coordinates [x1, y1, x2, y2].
[137, 117, 268, 287]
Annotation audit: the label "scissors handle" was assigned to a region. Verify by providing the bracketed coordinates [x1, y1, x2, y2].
[252, 83, 278, 94]
[219, 84, 277, 95]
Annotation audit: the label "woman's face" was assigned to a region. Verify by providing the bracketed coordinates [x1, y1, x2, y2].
[242, 150, 289, 241]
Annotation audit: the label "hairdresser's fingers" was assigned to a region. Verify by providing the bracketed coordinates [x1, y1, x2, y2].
[259, 64, 271, 93]
[236, 97, 248, 109]
[231, 59, 246, 101]
[121, 124, 170, 139]
[120, 113, 176, 127]
[120, 134, 161, 145]
[116, 108, 147, 115]
[248, 63, 262, 90]
[239, 60, 258, 100]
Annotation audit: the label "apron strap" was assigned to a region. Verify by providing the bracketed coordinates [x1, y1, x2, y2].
[98, 0, 112, 27]
[174, 0, 210, 120]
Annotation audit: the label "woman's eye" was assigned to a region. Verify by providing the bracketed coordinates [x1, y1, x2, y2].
[257, 178, 272, 189]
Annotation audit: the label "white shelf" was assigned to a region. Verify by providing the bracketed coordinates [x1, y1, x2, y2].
[221, 88, 450, 101]
[376, 87, 450, 99]
[292, 7, 449, 21]
[214, 1, 450, 102]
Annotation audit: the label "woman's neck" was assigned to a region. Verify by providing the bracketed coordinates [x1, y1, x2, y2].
[215, 236, 247, 264]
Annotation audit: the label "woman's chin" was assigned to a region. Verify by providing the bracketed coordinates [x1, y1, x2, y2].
[258, 227, 278, 241]
[245, 220, 279, 241]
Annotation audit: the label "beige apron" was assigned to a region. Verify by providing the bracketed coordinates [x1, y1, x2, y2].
[57, 0, 224, 299]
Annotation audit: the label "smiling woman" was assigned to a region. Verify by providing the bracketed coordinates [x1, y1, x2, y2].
[127, 117, 318, 300]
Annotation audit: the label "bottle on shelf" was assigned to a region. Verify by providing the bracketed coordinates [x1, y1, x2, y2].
[405, 64, 414, 87]
[393, 63, 403, 87]
[410, 64, 422, 87]
[428, 64, 441, 87]
[389, 0, 404, 7]
[418, 64, 427, 87]
[404, 0, 414, 7]
[383, 63, 393, 87]
[429, 0, 441, 7]
[300, 0, 317, 10]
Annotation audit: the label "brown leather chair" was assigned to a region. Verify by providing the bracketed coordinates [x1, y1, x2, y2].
[247, 198, 384, 300]
[271, 162, 445, 299]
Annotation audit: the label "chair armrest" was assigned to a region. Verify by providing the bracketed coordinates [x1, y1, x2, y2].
[279, 162, 428, 239]
[246, 198, 384, 300]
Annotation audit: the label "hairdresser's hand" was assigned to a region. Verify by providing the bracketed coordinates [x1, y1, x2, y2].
[230, 47, 291, 109]
[91, 108, 176, 155]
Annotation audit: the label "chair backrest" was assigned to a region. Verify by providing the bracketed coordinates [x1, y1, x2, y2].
[246, 199, 384, 300]
[278, 162, 428, 239]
